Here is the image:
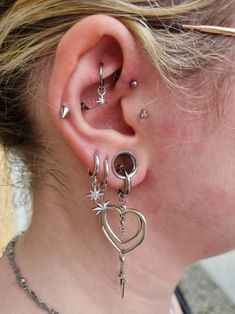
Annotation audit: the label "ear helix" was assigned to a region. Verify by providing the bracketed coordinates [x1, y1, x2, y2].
[59, 62, 143, 119]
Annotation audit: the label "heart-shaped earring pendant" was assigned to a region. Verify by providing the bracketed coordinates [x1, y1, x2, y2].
[100, 205, 147, 255]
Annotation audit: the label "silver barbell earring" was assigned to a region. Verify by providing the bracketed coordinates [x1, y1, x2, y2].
[96, 63, 108, 108]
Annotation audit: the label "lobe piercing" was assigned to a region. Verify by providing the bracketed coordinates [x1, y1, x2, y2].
[96, 62, 107, 108]
[60, 104, 70, 119]
[139, 109, 149, 119]
[130, 80, 138, 89]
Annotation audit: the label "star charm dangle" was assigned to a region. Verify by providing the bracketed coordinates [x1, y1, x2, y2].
[92, 200, 110, 216]
[96, 94, 107, 107]
[86, 186, 104, 202]
[96, 87, 107, 108]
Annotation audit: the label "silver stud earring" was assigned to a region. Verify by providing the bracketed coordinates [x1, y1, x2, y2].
[60, 104, 70, 119]
[139, 109, 149, 119]
[96, 63, 107, 107]
[130, 80, 138, 89]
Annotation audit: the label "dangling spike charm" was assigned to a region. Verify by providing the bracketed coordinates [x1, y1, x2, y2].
[119, 253, 128, 298]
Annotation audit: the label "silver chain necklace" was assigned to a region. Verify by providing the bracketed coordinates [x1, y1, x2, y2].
[5, 234, 176, 314]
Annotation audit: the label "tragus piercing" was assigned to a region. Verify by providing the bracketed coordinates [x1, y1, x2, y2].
[60, 104, 70, 119]
[139, 109, 149, 119]
[96, 63, 107, 107]
[130, 80, 138, 89]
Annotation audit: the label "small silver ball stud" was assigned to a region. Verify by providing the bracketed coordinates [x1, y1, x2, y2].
[130, 80, 138, 89]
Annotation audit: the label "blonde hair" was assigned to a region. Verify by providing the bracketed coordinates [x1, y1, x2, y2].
[0, 0, 234, 155]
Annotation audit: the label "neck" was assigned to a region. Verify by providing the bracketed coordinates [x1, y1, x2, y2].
[12, 159, 187, 314]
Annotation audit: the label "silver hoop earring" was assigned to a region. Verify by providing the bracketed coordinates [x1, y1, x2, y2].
[96, 63, 107, 107]
[111, 151, 146, 298]
[87, 152, 146, 298]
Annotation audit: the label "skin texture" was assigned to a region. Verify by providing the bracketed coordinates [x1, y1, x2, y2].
[0, 14, 235, 314]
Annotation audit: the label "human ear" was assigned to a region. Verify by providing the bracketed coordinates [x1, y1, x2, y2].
[48, 14, 150, 189]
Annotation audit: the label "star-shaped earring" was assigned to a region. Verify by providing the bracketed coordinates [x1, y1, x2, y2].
[96, 95, 107, 107]
[96, 86, 108, 108]
[92, 200, 110, 216]
[86, 186, 104, 202]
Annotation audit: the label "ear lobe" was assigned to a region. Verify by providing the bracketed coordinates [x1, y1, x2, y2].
[48, 14, 149, 188]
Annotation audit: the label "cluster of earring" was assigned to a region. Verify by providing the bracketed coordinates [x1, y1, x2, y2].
[59, 62, 149, 120]
[86, 151, 147, 298]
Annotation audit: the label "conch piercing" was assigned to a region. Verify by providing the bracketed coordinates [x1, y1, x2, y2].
[96, 62, 107, 107]
[87, 151, 147, 298]
[60, 104, 70, 119]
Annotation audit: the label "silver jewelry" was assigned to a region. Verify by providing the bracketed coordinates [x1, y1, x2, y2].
[6, 234, 61, 314]
[60, 104, 70, 119]
[130, 80, 138, 88]
[111, 151, 146, 298]
[5, 221, 176, 314]
[87, 151, 146, 298]
[96, 63, 107, 107]
[139, 109, 149, 119]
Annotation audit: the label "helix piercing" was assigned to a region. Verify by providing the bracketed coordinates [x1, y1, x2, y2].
[96, 63, 107, 107]
[60, 104, 70, 119]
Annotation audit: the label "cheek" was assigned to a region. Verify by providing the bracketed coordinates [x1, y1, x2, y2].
[146, 104, 235, 257]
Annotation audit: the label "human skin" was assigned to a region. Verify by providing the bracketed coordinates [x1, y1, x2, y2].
[0, 14, 235, 314]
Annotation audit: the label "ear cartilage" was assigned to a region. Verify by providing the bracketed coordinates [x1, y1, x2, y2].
[130, 80, 138, 89]
[139, 109, 149, 119]
[81, 102, 90, 111]
[60, 104, 70, 119]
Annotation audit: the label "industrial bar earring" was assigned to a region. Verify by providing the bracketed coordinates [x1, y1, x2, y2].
[96, 62, 107, 108]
